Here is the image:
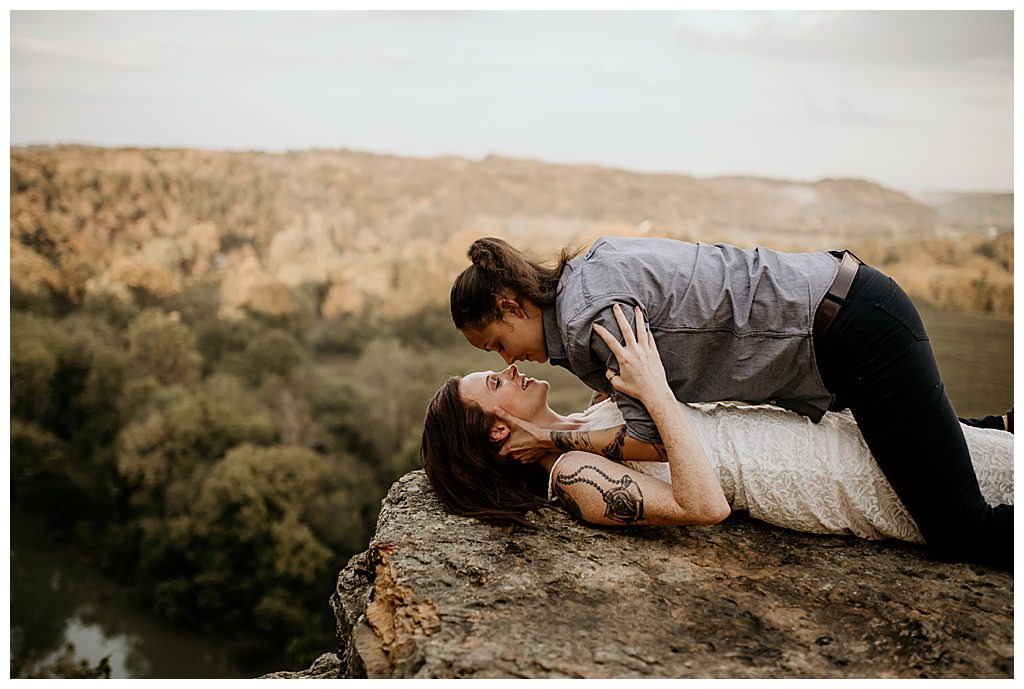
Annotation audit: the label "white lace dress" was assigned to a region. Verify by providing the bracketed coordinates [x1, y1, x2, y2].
[553, 400, 1014, 543]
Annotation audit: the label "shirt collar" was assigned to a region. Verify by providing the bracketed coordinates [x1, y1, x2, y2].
[542, 304, 567, 363]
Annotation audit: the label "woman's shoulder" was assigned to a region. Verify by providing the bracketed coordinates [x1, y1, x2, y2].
[569, 398, 625, 428]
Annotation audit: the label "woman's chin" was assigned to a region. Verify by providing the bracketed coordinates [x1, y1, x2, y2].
[536, 381, 553, 409]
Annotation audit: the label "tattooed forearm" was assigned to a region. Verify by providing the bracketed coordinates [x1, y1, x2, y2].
[555, 465, 645, 524]
[601, 426, 629, 461]
[551, 430, 595, 453]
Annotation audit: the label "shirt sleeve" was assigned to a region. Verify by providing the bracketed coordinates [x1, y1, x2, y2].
[569, 301, 664, 445]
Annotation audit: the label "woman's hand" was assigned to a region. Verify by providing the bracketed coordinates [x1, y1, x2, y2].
[594, 304, 730, 524]
[493, 407, 554, 463]
[593, 304, 672, 405]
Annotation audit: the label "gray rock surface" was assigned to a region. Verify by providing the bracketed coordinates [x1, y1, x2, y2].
[325, 470, 1012, 679]
[259, 653, 342, 679]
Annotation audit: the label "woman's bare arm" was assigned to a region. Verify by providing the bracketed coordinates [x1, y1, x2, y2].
[550, 450, 727, 527]
[494, 411, 669, 463]
[589, 304, 730, 523]
[549, 425, 667, 461]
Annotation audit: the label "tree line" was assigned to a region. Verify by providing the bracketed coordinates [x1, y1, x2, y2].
[11, 271, 482, 669]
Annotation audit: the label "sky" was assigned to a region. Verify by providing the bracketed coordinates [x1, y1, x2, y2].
[8, 9, 1015, 193]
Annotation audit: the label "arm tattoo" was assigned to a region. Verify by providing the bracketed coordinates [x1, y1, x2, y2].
[601, 426, 629, 461]
[555, 465, 644, 524]
[652, 442, 668, 462]
[551, 430, 595, 453]
[552, 425, 666, 461]
[552, 482, 583, 521]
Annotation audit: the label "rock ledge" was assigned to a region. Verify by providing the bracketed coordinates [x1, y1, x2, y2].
[290, 470, 1013, 678]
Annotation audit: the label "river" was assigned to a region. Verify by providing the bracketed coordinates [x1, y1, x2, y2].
[9, 508, 290, 678]
[8, 304, 1013, 678]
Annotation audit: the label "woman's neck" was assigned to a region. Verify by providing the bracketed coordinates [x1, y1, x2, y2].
[533, 407, 584, 431]
[530, 407, 587, 473]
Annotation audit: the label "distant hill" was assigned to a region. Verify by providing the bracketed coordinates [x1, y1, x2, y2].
[910, 190, 1013, 235]
[10, 146, 1013, 319]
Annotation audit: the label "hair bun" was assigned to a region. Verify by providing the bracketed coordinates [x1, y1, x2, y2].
[468, 238, 503, 273]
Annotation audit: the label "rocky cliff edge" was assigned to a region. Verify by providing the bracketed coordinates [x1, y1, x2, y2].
[267, 470, 1013, 679]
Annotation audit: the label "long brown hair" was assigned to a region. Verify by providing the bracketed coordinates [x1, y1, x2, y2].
[450, 237, 582, 330]
[420, 376, 549, 527]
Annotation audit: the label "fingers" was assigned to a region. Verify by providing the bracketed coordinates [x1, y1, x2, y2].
[593, 303, 638, 355]
[592, 322, 623, 358]
[596, 303, 651, 351]
[611, 303, 636, 346]
[633, 305, 648, 346]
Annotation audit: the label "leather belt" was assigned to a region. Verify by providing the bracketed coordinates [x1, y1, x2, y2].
[813, 251, 862, 344]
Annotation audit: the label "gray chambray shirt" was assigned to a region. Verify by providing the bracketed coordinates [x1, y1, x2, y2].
[542, 235, 841, 444]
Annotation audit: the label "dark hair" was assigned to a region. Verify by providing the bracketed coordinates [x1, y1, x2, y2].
[420, 377, 549, 527]
[450, 237, 582, 330]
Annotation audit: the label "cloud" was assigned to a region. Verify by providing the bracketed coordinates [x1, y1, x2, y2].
[673, 11, 1011, 73]
[8, 10, 1011, 191]
[10, 33, 167, 72]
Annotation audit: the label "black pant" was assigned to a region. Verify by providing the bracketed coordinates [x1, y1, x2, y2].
[959, 414, 1007, 431]
[814, 262, 1013, 569]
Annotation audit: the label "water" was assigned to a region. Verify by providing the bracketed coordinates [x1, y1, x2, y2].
[9, 509, 291, 679]
[8, 305, 1012, 678]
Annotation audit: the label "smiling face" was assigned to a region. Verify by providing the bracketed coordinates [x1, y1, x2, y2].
[461, 298, 548, 365]
[459, 365, 552, 423]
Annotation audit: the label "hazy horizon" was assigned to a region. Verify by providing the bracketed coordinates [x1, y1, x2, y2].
[10, 141, 1014, 198]
[10, 10, 1014, 194]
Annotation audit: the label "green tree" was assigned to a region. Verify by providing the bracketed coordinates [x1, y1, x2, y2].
[11, 312, 127, 534]
[125, 309, 202, 386]
[10, 319, 58, 422]
[241, 329, 304, 385]
[346, 336, 445, 480]
[10, 419, 68, 510]
[116, 384, 207, 495]
[82, 287, 140, 330]
[115, 375, 278, 506]
[161, 444, 364, 663]
[202, 372, 279, 450]
[195, 313, 265, 376]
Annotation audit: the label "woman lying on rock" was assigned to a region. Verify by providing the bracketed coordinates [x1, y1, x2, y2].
[420, 304, 1013, 561]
